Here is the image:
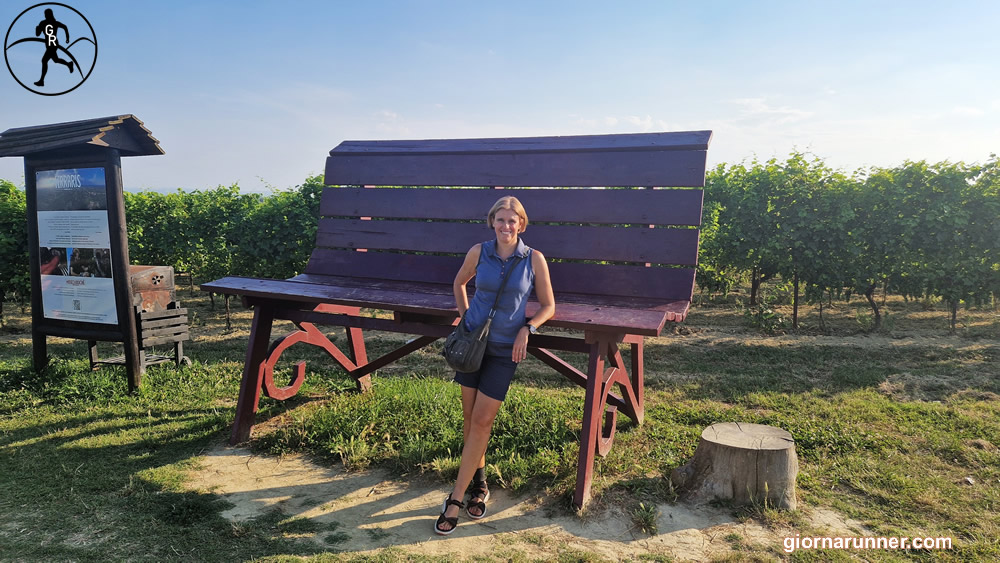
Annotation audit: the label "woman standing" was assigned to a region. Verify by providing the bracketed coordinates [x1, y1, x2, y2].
[434, 196, 556, 535]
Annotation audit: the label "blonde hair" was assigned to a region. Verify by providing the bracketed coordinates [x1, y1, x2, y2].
[487, 196, 528, 233]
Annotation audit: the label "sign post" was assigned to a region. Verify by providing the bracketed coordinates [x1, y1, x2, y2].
[0, 115, 164, 391]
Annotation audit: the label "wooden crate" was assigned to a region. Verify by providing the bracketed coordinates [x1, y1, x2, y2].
[89, 265, 190, 372]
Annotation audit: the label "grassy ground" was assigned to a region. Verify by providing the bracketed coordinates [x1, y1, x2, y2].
[1, 288, 998, 561]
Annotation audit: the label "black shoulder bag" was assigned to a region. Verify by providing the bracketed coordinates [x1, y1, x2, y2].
[442, 255, 524, 373]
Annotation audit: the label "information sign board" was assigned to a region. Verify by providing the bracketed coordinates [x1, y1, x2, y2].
[35, 167, 118, 324]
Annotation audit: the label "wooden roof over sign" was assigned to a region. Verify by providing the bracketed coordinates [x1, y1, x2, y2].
[0, 115, 164, 157]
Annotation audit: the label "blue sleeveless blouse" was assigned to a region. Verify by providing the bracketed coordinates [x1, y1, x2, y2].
[463, 238, 535, 350]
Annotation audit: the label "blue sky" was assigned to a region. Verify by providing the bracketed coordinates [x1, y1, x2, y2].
[1, 1, 997, 192]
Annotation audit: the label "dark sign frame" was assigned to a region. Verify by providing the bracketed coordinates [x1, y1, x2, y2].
[25, 149, 142, 388]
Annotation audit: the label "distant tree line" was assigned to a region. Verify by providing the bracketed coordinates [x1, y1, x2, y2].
[1, 155, 998, 330]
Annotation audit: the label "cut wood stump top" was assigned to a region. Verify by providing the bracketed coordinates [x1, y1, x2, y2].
[702, 422, 795, 450]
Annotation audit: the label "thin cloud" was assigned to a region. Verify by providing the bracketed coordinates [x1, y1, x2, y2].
[569, 114, 671, 132]
[728, 97, 814, 124]
[952, 106, 985, 117]
[374, 110, 410, 135]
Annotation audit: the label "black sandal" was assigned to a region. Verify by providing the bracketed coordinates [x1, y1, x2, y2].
[434, 494, 465, 535]
[467, 480, 490, 520]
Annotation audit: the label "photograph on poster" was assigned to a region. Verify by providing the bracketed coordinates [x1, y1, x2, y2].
[39, 247, 113, 278]
[35, 167, 118, 325]
[36, 168, 109, 211]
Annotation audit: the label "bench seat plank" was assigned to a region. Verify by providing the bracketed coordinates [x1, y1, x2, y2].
[201, 276, 684, 335]
[293, 273, 688, 318]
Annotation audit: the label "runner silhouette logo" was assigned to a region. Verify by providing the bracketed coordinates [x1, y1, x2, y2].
[4, 3, 97, 96]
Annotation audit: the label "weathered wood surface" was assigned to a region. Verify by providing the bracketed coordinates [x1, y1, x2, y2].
[321, 186, 705, 226]
[331, 131, 712, 153]
[670, 423, 798, 510]
[201, 276, 688, 334]
[326, 132, 712, 187]
[88, 302, 190, 371]
[301, 249, 697, 301]
[138, 309, 189, 347]
[316, 219, 700, 265]
[0, 115, 163, 157]
[290, 272, 693, 315]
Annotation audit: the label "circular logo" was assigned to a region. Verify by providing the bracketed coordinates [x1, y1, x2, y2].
[4, 3, 97, 96]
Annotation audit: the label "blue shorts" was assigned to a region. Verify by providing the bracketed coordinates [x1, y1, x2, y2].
[453, 343, 517, 401]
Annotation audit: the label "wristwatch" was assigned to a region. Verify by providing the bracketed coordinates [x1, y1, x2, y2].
[525, 322, 537, 335]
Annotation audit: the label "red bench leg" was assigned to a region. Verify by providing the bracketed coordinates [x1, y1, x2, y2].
[629, 337, 645, 425]
[573, 333, 647, 510]
[346, 325, 370, 392]
[230, 304, 275, 444]
[575, 333, 610, 510]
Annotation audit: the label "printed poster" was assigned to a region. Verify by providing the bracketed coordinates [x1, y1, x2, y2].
[36, 167, 118, 324]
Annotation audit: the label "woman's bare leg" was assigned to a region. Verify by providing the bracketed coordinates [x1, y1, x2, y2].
[439, 388, 502, 531]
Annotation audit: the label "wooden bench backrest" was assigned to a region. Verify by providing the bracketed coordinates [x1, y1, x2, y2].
[310, 131, 711, 302]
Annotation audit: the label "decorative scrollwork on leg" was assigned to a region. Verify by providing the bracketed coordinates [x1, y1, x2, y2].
[597, 365, 633, 457]
[260, 322, 358, 400]
[606, 340, 643, 425]
[260, 330, 309, 400]
[597, 403, 619, 457]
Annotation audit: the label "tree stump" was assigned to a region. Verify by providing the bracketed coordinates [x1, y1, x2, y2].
[670, 422, 798, 510]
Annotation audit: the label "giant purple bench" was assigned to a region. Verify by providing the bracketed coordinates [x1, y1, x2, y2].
[202, 130, 712, 509]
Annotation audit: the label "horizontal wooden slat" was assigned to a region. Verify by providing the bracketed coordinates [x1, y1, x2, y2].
[139, 308, 188, 321]
[141, 332, 189, 346]
[549, 262, 696, 302]
[327, 150, 707, 188]
[325, 132, 710, 188]
[331, 131, 712, 155]
[319, 187, 704, 226]
[200, 276, 686, 334]
[143, 327, 188, 338]
[301, 248, 695, 301]
[139, 316, 189, 330]
[316, 219, 699, 265]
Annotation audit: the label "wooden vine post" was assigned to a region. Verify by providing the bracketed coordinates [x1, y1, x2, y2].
[671, 422, 799, 510]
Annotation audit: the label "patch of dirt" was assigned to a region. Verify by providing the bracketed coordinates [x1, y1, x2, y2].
[186, 442, 866, 561]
